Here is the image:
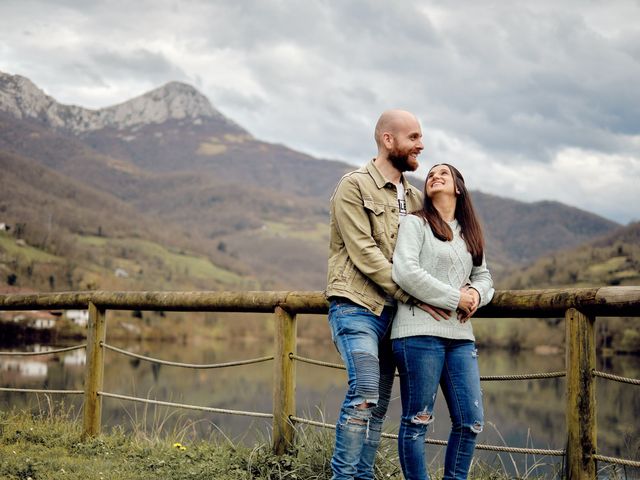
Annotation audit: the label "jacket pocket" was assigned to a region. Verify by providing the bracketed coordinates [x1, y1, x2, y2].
[363, 199, 384, 215]
[363, 199, 385, 239]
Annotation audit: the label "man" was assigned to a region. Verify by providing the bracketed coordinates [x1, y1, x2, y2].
[326, 109, 447, 480]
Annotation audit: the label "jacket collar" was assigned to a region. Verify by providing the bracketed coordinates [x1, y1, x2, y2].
[366, 158, 415, 195]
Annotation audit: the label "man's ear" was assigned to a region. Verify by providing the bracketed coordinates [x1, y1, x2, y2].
[383, 132, 394, 148]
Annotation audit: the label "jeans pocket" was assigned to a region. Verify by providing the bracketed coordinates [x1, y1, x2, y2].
[330, 299, 367, 320]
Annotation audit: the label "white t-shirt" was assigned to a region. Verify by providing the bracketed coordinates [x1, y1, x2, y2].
[386, 181, 408, 306]
[397, 181, 407, 216]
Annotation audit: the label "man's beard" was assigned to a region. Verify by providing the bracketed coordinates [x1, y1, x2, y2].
[388, 147, 417, 172]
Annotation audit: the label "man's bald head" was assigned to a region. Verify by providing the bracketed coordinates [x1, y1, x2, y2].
[374, 109, 420, 148]
[373, 109, 423, 173]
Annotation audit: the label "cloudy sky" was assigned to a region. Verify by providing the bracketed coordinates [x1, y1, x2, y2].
[1, 0, 639, 223]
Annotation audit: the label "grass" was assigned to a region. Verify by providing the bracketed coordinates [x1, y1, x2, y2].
[261, 221, 328, 242]
[0, 404, 339, 480]
[584, 256, 629, 276]
[0, 233, 62, 263]
[76, 235, 243, 285]
[0, 402, 596, 480]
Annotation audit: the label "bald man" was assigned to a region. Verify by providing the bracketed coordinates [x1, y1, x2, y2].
[326, 110, 447, 480]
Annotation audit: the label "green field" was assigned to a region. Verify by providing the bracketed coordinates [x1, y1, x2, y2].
[76, 235, 243, 285]
[0, 232, 62, 263]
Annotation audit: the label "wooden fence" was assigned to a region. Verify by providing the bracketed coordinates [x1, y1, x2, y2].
[1, 286, 639, 479]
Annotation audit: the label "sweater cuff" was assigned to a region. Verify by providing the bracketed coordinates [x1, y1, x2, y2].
[469, 283, 494, 307]
[445, 288, 460, 312]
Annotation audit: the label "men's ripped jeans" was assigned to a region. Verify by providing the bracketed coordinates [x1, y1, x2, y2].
[392, 336, 484, 480]
[328, 298, 396, 480]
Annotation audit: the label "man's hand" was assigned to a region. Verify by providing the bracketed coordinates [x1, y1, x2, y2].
[416, 302, 451, 321]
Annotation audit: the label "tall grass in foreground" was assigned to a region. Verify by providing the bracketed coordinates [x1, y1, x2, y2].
[0, 401, 631, 479]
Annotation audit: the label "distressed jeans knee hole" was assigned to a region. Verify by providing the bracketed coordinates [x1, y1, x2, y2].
[411, 410, 433, 426]
[346, 417, 367, 426]
[470, 421, 483, 434]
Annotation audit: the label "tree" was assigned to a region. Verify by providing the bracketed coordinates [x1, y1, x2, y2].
[14, 223, 25, 238]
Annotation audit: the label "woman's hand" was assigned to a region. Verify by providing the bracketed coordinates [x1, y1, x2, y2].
[457, 286, 480, 322]
[457, 289, 475, 314]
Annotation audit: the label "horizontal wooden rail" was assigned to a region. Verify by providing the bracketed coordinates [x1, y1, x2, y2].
[0, 286, 638, 317]
[0, 290, 327, 313]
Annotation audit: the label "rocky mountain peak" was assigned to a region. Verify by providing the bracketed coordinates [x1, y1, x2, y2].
[0, 70, 246, 134]
[98, 80, 235, 130]
[0, 72, 59, 122]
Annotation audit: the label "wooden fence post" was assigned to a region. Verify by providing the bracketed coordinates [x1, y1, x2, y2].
[565, 308, 596, 479]
[82, 302, 107, 438]
[272, 306, 297, 454]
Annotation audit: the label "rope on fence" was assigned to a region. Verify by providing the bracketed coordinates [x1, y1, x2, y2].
[0, 387, 84, 394]
[0, 344, 86, 356]
[289, 416, 565, 456]
[290, 354, 344, 370]
[594, 454, 640, 468]
[481, 371, 566, 381]
[102, 342, 274, 369]
[98, 391, 273, 418]
[593, 370, 640, 386]
[290, 354, 565, 381]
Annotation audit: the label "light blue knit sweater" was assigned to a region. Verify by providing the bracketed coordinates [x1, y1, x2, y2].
[391, 214, 494, 341]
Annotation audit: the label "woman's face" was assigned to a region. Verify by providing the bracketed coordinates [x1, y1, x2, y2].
[426, 164, 456, 199]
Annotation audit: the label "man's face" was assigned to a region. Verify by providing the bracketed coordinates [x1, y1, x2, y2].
[386, 119, 423, 172]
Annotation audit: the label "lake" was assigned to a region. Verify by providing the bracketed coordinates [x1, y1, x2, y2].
[1, 323, 639, 477]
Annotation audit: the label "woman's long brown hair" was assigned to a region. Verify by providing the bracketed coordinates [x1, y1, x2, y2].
[413, 163, 485, 266]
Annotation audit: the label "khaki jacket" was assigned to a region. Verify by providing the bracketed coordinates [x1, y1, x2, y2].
[326, 159, 423, 315]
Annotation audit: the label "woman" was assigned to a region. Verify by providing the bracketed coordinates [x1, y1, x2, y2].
[391, 163, 494, 480]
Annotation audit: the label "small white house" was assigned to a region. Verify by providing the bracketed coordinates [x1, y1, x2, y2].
[32, 317, 56, 329]
[66, 309, 89, 327]
[9, 311, 57, 329]
[114, 268, 129, 278]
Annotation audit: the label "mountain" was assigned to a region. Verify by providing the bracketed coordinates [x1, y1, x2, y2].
[0, 74, 243, 134]
[0, 70, 622, 293]
[0, 72, 348, 197]
[472, 192, 618, 264]
[500, 222, 640, 289]
[492, 222, 640, 352]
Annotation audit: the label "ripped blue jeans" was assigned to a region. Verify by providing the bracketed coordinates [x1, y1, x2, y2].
[328, 298, 396, 480]
[392, 336, 484, 480]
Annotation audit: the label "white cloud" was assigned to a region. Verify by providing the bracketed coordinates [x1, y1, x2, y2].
[420, 128, 639, 222]
[0, 0, 639, 223]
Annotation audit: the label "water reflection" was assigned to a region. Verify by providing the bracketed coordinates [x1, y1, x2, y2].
[1, 338, 639, 475]
[1, 359, 48, 378]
